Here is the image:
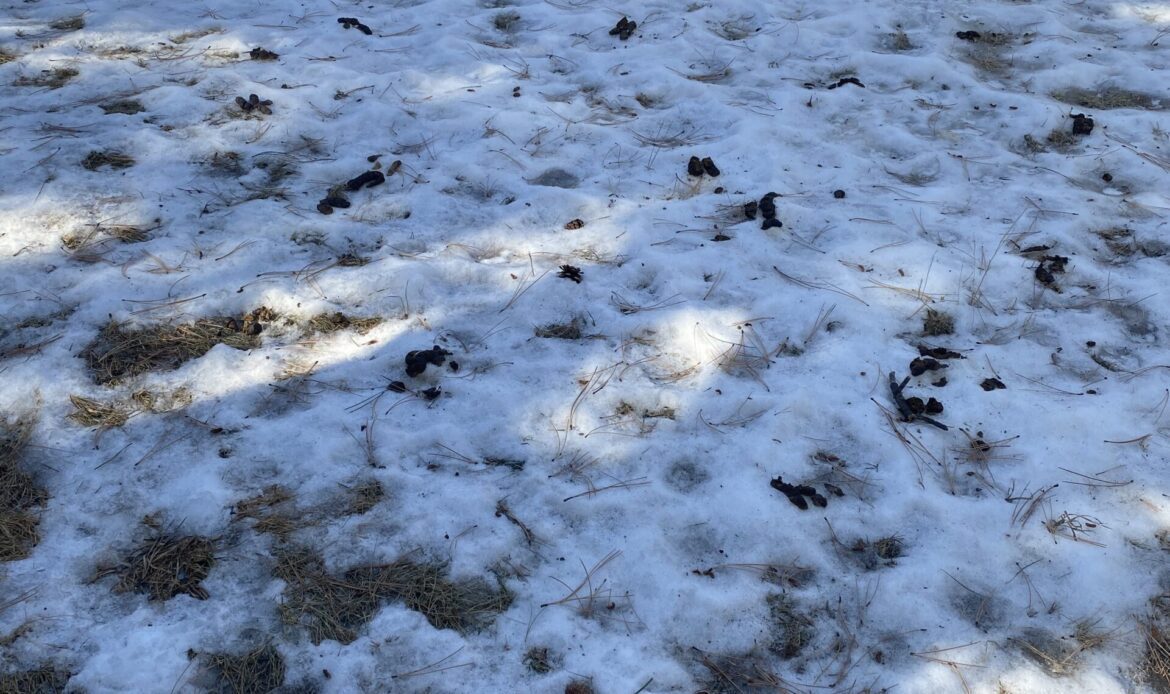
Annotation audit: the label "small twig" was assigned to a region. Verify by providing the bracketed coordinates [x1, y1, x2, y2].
[495, 500, 536, 545]
[889, 372, 948, 430]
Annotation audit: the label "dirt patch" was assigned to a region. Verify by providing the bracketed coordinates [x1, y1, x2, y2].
[81, 317, 263, 385]
[93, 535, 216, 601]
[275, 548, 512, 645]
[0, 415, 48, 562]
[206, 644, 285, 694]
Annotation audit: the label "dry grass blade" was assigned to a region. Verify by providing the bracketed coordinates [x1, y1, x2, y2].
[541, 550, 620, 610]
[693, 647, 798, 693]
[911, 644, 983, 694]
[391, 646, 472, 679]
[1008, 484, 1055, 528]
[773, 265, 869, 306]
[1043, 509, 1106, 547]
[610, 292, 685, 315]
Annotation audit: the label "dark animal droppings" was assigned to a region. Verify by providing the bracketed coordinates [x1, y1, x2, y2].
[1071, 113, 1094, 136]
[346, 171, 385, 191]
[405, 346, 452, 377]
[557, 265, 584, 283]
[759, 193, 778, 219]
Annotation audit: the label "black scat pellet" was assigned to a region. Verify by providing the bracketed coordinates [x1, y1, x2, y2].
[345, 170, 385, 191]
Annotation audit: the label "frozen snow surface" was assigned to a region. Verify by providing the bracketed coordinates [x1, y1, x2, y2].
[2, 0, 1170, 691]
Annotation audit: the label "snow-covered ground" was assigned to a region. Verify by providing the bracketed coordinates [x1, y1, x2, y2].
[2, 0, 1170, 691]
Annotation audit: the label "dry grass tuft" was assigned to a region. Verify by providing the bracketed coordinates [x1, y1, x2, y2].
[101, 99, 144, 115]
[206, 644, 285, 694]
[14, 67, 78, 89]
[694, 647, 791, 693]
[349, 481, 384, 515]
[0, 50, 15, 65]
[1011, 627, 1081, 676]
[81, 318, 261, 385]
[275, 548, 512, 645]
[766, 593, 814, 659]
[305, 312, 383, 336]
[0, 415, 47, 562]
[235, 486, 293, 518]
[233, 486, 298, 540]
[564, 680, 595, 694]
[535, 318, 584, 340]
[890, 29, 914, 51]
[1044, 128, 1079, 152]
[50, 15, 85, 31]
[1051, 86, 1164, 111]
[67, 394, 130, 428]
[81, 150, 136, 170]
[492, 10, 522, 32]
[131, 387, 193, 413]
[0, 666, 71, 693]
[523, 646, 554, 673]
[923, 308, 954, 336]
[709, 16, 757, 41]
[1142, 617, 1170, 692]
[93, 535, 216, 601]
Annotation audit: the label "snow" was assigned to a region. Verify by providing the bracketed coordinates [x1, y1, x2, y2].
[2, 0, 1170, 691]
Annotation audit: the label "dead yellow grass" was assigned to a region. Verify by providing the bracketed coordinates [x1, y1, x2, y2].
[207, 644, 285, 693]
[305, 312, 382, 335]
[93, 535, 216, 601]
[275, 549, 512, 645]
[0, 415, 47, 562]
[0, 666, 70, 693]
[81, 318, 261, 384]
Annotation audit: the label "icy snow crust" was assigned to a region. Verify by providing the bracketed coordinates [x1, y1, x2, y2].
[1, 0, 1170, 691]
